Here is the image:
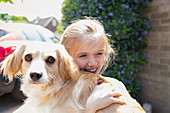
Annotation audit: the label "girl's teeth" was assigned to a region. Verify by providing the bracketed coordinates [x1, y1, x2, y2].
[89, 69, 96, 72]
[83, 69, 97, 73]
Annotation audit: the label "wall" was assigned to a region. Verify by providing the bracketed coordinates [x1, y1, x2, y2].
[140, 0, 170, 113]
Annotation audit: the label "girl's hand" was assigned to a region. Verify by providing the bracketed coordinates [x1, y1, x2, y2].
[84, 83, 125, 113]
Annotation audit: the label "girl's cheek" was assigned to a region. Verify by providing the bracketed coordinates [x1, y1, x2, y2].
[75, 59, 86, 69]
[98, 55, 105, 64]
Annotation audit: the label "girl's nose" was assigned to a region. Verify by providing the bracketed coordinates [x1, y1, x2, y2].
[88, 57, 97, 67]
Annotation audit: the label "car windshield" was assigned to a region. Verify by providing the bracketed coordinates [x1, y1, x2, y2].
[20, 30, 46, 42]
[0, 30, 8, 37]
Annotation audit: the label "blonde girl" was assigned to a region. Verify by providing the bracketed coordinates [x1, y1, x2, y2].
[60, 19, 130, 113]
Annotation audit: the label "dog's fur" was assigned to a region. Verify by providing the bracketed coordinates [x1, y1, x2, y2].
[1, 42, 145, 113]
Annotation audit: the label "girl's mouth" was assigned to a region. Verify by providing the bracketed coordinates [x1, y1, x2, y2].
[84, 68, 98, 74]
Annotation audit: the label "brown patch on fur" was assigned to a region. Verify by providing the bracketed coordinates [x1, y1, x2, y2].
[56, 49, 78, 83]
[1, 44, 26, 81]
[39, 94, 51, 106]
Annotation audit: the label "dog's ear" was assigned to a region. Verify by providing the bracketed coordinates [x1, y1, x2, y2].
[57, 45, 78, 83]
[1, 44, 27, 81]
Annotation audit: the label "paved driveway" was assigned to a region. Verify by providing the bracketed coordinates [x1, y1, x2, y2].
[0, 94, 23, 113]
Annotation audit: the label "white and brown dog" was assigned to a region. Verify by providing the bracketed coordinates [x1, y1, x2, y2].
[1, 42, 145, 113]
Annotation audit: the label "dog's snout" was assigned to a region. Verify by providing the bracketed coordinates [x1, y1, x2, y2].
[30, 72, 42, 81]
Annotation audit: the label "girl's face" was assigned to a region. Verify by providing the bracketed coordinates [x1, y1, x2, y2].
[71, 39, 105, 74]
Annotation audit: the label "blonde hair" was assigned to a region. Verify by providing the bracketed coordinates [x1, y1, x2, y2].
[60, 18, 115, 74]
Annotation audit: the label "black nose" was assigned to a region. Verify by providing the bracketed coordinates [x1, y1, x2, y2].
[30, 72, 42, 81]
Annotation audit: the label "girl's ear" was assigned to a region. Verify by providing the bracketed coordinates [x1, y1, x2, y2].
[1, 44, 27, 82]
[57, 45, 79, 83]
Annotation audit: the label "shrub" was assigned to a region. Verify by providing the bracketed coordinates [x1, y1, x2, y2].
[0, 13, 28, 23]
[61, 0, 152, 101]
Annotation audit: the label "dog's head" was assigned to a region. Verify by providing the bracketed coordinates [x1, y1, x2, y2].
[1, 42, 78, 88]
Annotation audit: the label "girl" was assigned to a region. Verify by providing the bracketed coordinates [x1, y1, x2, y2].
[60, 19, 131, 113]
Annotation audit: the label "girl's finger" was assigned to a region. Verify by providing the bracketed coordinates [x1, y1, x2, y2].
[112, 93, 122, 98]
[111, 98, 126, 105]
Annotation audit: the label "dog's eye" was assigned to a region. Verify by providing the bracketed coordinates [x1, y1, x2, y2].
[25, 54, 32, 62]
[46, 56, 55, 64]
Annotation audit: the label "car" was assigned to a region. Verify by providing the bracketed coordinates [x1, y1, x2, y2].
[0, 22, 59, 100]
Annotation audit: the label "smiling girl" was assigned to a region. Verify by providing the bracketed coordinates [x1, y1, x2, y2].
[60, 18, 130, 113]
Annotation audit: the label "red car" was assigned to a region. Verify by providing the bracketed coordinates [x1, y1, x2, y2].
[0, 23, 59, 100]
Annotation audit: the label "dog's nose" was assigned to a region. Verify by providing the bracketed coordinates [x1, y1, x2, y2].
[30, 72, 42, 81]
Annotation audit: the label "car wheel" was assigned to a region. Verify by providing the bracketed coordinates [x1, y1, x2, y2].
[0, 74, 15, 95]
[11, 78, 27, 101]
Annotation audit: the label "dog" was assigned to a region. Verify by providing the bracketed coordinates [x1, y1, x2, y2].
[1, 42, 145, 113]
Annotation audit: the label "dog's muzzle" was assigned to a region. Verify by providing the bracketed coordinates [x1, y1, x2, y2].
[30, 72, 42, 81]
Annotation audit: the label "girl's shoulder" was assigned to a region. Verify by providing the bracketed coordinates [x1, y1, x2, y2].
[100, 76, 129, 94]
[103, 76, 121, 83]
[100, 76, 132, 99]
[101, 76, 124, 86]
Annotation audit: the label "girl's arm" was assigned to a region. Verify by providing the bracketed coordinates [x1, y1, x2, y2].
[83, 82, 125, 113]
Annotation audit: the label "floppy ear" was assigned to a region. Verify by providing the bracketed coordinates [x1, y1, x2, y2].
[1, 44, 27, 81]
[57, 45, 79, 83]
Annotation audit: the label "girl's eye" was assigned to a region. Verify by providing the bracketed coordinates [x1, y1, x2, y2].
[79, 55, 87, 58]
[46, 56, 55, 64]
[25, 54, 32, 62]
[97, 52, 103, 55]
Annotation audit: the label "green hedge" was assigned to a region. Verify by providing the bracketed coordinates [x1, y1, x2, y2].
[0, 13, 28, 23]
[61, 0, 152, 102]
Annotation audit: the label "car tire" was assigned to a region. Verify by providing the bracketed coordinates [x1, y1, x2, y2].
[0, 74, 15, 96]
[11, 78, 27, 101]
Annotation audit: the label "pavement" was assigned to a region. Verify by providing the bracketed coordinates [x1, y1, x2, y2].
[0, 94, 23, 113]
